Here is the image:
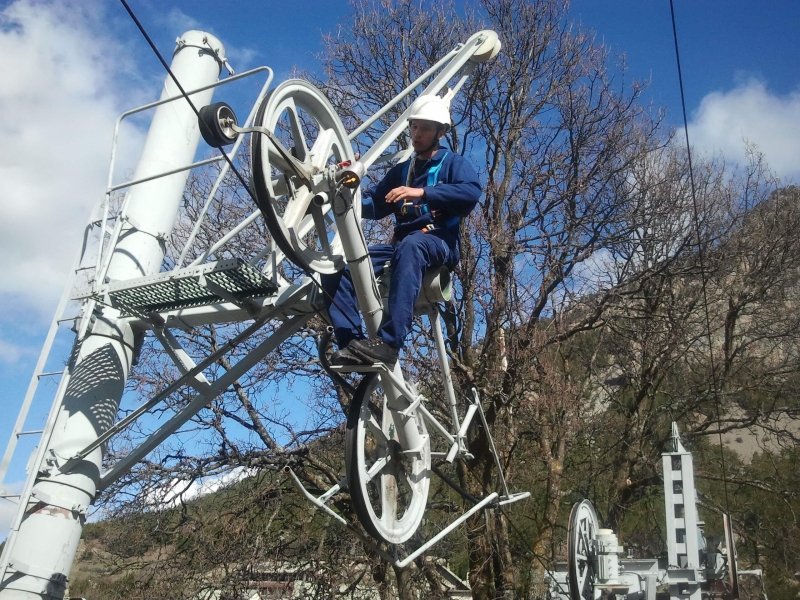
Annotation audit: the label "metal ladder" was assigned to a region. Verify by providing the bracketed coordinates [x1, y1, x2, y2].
[0, 184, 107, 586]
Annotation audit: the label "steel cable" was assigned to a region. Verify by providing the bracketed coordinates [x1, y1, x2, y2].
[669, 0, 731, 512]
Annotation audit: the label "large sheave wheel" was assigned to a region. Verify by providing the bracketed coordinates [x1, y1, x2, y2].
[567, 499, 600, 600]
[250, 79, 357, 274]
[345, 374, 431, 544]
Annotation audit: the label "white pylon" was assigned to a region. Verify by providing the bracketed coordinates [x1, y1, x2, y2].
[0, 31, 225, 600]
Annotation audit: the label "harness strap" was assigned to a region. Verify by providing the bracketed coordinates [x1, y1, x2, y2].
[425, 151, 448, 186]
[397, 151, 460, 229]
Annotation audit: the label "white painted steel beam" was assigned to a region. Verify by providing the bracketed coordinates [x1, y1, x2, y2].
[663, 422, 703, 600]
[98, 313, 312, 491]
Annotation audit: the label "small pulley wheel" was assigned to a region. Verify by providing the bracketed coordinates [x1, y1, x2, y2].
[199, 101, 238, 147]
[468, 30, 502, 63]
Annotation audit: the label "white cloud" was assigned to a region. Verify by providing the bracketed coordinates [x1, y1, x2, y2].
[160, 7, 201, 34]
[0, 337, 28, 364]
[143, 467, 257, 509]
[0, 0, 147, 317]
[152, 7, 259, 72]
[224, 43, 260, 72]
[688, 79, 800, 181]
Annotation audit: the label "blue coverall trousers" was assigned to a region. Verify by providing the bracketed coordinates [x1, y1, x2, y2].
[321, 230, 453, 350]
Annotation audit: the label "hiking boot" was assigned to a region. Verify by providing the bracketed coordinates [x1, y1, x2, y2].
[331, 347, 364, 366]
[348, 338, 400, 367]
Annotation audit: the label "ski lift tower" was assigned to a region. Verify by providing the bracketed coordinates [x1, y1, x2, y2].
[663, 421, 704, 600]
[0, 31, 229, 599]
[0, 25, 516, 599]
[549, 422, 748, 600]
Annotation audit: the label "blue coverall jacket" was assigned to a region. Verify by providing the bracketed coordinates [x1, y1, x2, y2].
[322, 148, 482, 350]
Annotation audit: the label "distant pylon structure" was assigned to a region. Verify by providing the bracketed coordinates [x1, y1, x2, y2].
[548, 423, 755, 600]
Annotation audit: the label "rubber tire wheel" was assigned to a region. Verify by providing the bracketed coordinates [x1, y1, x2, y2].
[199, 101, 238, 148]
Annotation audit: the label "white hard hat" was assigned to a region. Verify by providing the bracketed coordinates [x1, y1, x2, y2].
[407, 95, 451, 130]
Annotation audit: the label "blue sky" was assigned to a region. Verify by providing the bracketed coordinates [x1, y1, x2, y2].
[1, 0, 799, 532]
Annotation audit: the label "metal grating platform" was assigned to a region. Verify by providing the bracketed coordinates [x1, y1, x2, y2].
[75, 258, 279, 317]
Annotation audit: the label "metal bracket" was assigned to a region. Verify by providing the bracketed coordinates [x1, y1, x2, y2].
[7, 559, 68, 585]
[122, 214, 168, 241]
[399, 394, 423, 417]
[400, 434, 429, 456]
[230, 123, 313, 187]
[30, 490, 87, 516]
[197, 271, 260, 316]
[36, 449, 60, 477]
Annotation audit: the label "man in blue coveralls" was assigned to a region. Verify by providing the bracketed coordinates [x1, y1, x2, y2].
[322, 94, 482, 367]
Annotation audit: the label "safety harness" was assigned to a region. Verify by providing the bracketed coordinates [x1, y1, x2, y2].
[398, 151, 460, 230]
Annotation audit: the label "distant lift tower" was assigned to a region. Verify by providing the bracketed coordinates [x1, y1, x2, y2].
[549, 422, 751, 600]
[0, 32, 228, 599]
[664, 422, 703, 600]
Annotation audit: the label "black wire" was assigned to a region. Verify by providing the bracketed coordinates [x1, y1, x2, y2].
[118, 0, 365, 337]
[669, 0, 731, 512]
[118, 0, 252, 197]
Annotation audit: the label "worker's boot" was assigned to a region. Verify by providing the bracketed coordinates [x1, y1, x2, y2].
[331, 347, 363, 366]
[348, 338, 399, 367]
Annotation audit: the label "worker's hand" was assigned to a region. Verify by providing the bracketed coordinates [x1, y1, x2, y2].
[385, 186, 425, 204]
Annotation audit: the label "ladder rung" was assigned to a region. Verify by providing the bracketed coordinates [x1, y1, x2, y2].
[57, 317, 79, 323]
[37, 371, 64, 379]
[16, 430, 43, 437]
[75, 266, 95, 272]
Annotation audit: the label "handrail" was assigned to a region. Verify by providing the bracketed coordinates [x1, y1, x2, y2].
[177, 71, 274, 267]
[95, 66, 274, 278]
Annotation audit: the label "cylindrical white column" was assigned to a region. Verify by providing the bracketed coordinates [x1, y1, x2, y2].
[1, 32, 224, 600]
[108, 31, 226, 281]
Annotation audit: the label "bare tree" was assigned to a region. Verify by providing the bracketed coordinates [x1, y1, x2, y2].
[561, 145, 800, 593]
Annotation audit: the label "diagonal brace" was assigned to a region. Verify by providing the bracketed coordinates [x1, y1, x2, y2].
[98, 314, 312, 490]
[60, 316, 272, 473]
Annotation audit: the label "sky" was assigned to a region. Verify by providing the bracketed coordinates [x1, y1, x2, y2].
[1, 0, 799, 534]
